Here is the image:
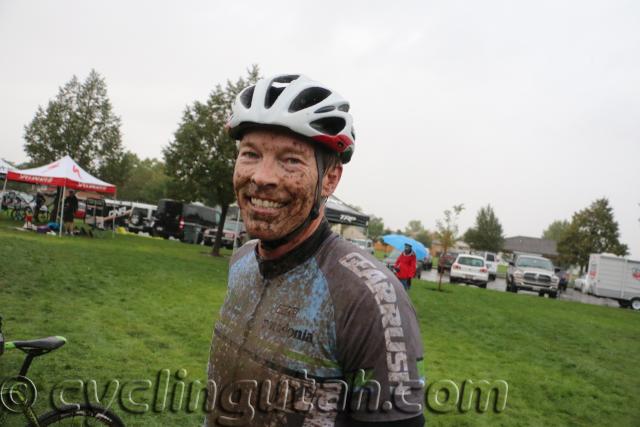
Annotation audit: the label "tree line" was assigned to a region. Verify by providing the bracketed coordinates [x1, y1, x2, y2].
[370, 199, 628, 273]
[21, 67, 259, 255]
[18, 68, 630, 262]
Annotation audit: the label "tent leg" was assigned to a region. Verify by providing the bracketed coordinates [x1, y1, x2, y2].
[58, 185, 65, 237]
[112, 191, 116, 238]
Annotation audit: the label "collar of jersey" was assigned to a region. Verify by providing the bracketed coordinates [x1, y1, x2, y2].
[255, 218, 332, 280]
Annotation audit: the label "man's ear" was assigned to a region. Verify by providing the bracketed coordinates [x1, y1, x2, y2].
[321, 164, 343, 198]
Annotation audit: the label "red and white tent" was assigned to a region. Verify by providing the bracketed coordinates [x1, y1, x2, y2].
[6, 155, 116, 194]
[0, 159, 16, 175]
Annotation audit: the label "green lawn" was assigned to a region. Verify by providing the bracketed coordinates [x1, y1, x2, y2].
[1, 219, 639, 426]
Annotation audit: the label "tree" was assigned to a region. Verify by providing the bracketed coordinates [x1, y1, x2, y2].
[434, 204, 464, 291]
[463, 205, 504, 253]
[404, 219, 432, 248]
[368, 215, 385, 241]
[557, 198, 629, 272]
[414, 230, 432, 249]
[117, 156, 169, 204]
[405, 220, 425, 237]
[164, 65, 260, 256]
[23, 69, 128, 186]
[542, 220, 570, 242]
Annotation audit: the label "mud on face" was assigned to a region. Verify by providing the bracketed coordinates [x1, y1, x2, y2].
[233, 129, 318, 242]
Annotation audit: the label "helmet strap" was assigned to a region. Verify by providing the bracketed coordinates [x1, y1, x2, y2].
[260, 149, 325, 251]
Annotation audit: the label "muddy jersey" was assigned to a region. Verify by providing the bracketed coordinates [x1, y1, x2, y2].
[205, 221, 425, 426]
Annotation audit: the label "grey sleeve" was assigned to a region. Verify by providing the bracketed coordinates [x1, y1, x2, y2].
[329, 249, 425, 423]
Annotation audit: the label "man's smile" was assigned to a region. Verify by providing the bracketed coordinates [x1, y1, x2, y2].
[249, 197, 286, 209]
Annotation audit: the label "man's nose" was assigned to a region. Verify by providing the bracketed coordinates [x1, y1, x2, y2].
[251, 156, 280, 187]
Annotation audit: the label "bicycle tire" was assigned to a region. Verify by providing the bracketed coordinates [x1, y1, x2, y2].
[12, 209, 24, 222]
[34, 403, 125, 426]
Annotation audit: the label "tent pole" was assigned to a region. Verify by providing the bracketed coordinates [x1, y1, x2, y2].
[0, 174, 7, 214]
[112, 190, 116, 238]
[58, 185, 66, 237]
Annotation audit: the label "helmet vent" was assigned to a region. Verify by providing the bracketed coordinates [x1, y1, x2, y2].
[314, 105, 335, 114]
[289, 87, 332, 113]
[265, 75, 299, 109]
[310, 117, 345, 136]
[337, 103, 350, 112]
[239, 86, 255, 108]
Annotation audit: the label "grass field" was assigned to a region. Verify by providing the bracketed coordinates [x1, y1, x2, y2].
[1, 218, 639, 426]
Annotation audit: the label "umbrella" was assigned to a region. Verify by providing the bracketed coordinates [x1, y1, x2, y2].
[382, 234, 428, 260]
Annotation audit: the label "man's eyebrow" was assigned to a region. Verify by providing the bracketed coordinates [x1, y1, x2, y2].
[282, 141, 314, 156]
[238, 140, 259, 150]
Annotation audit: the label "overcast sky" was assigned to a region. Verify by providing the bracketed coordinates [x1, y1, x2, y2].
[1, 0, 639, 257]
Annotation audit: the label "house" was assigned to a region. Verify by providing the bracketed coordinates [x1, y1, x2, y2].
[502, 236, 558, 258]
[430, 239, 470, 256]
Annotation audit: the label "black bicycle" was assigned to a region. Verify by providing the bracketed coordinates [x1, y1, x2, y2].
[0, 316, 125, 426]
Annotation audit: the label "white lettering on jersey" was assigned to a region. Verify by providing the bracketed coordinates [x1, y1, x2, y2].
[339, 252, 411, 395]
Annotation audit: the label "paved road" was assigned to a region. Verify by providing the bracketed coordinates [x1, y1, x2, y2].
[418, 269, 620, 308]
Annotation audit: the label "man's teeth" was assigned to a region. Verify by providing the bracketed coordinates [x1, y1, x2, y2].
[251, 198, 283, 208]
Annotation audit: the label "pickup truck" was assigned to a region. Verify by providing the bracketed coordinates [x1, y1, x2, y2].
[506, 253, 559, 298]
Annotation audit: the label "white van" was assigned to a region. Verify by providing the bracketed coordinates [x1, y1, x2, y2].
[588, 253, 640, 310]
[475, 251, 498, 281]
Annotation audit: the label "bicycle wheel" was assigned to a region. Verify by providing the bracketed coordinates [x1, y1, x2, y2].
[12, 208, 25, 221]
[35, 403, 125, 426]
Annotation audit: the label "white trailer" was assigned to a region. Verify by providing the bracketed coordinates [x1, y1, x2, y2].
[588, 253, 640, 310]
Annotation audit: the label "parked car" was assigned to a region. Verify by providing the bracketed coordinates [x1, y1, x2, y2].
[203, 219, 247, 249]
[423, 252, 433, 271]
[554, 267, 569, 292]
[347, 238, 375, 255]
[475, 251, 498, 281]
[384, 249, 424, 278]
[437, 251, 459, 274]
[152, 199, 219, 243]
[506, 253, 559, 298]
[574, 274, 590, 293]
[126, 203, 157, 234]
[449, 254, 489, 288]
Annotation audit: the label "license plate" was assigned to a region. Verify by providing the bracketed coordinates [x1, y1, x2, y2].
[465, 274, 473, 279]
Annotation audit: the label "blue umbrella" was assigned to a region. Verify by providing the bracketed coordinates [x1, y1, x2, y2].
[382, 234, 428, 260]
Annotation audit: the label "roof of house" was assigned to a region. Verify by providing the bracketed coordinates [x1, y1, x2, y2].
[503, 236, 558, 257]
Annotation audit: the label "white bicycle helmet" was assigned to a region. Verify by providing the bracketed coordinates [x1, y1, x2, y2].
[227, 74, 355, 163]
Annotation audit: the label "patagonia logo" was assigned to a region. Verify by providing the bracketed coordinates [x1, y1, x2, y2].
[263, 318, 314, 344]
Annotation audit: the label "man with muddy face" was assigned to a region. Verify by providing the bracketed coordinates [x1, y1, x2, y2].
[206, 75, 425, 427]
[234, 128, 342, 257]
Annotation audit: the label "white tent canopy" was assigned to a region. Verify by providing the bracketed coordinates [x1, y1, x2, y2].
[2, 155, 117, 237]
[0, 159, 16, 175]
[6, 155, 116, 194]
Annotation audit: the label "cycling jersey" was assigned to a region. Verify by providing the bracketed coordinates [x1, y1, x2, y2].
[205, 220, 425, 426]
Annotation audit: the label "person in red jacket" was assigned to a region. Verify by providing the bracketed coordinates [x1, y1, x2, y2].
[394, 243, 417, 290]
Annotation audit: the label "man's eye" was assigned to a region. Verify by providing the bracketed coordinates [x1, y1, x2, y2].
[285, 157, 302, 165]
[241, 151, 259, 159]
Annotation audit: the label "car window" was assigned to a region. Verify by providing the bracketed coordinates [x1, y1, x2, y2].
[183, 205, 219, 225]
[516, 257, 553, 271]
[486, 254, 495, 262]
[458, 257, 484, 267]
